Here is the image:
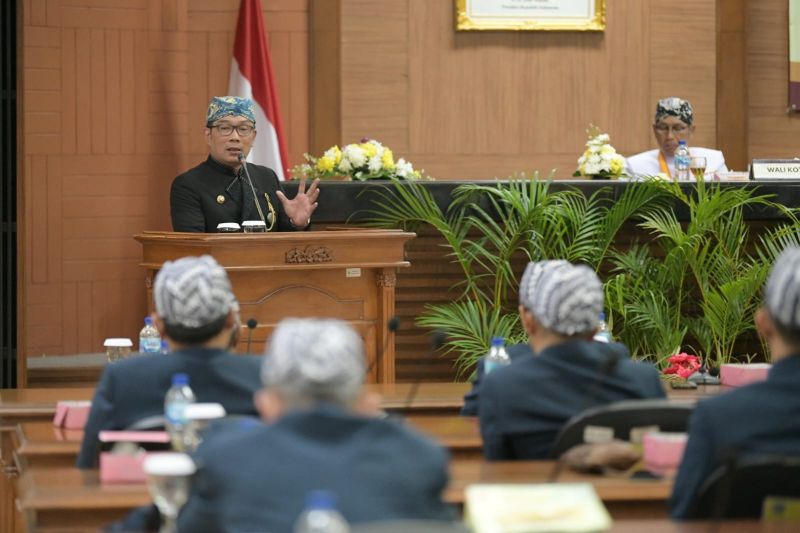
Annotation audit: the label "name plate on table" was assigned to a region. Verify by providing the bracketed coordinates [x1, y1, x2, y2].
[750, 159, 800, 180]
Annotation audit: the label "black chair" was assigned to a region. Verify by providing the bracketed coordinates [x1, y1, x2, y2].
[549, 399, 693, 458]
[690, 455, 800, 519]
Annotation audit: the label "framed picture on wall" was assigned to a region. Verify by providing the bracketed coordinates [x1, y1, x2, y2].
[455, 0, 606, 32]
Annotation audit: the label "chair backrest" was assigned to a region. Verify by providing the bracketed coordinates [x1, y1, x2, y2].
[691, 455, 800, 519]
[549, 399, 693, 458]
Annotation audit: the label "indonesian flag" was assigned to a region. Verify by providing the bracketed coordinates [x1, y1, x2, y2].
[228, 0, 290, 180]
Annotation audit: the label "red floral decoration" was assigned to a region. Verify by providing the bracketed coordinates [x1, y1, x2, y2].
[662, 352, 701, 379]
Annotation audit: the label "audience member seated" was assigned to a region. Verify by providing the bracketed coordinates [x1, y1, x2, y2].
[76, 255, 262, 468]
[461, 260, 630, 416]
[478, 261, 665, 460]
[670, 247, 800, 518]
[176, 318, 454, 532]
[625, 97, 728, 180]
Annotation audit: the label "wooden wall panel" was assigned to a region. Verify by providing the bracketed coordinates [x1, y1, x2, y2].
[20, 0, 310, 374]
[747, 0, 800, 159]
[335, 0, 718, 182]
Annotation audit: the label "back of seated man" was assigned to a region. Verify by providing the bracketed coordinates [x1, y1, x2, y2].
[625, 97, 728, 180]
[177, 318, 454, 533]
[461, 260, 630, 416]
[478, 261, 666, 460]
[670, 247, 800, 519]
[76, 255, 262, 468]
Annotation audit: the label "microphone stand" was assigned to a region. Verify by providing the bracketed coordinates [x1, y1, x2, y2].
[237, 153, 272, 227]
[401, 330, 448, 414]
[245, 318, 258, 355]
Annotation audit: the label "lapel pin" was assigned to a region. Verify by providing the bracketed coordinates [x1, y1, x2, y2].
[216, 195, 226, 204]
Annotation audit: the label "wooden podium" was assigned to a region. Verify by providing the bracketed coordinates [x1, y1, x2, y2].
[134, 229, 415, 383]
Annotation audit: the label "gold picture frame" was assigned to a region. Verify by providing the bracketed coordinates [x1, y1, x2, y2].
[456, 0, 606, 32]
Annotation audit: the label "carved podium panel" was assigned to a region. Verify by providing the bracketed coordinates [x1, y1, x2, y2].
[134, 229, 415, 383]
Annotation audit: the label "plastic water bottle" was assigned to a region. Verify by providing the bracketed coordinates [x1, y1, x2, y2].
[139, 316, 161, 353]
[484, 336, 511, 376]
[294, 490, 350, 533]
[164, 373, 196, 452]
[674, 141, 691, 182]
[594, 312, 613, 343]
[160, 340, 169, 355]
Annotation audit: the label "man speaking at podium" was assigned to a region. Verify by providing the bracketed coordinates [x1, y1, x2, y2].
[170, 96, 319, 233]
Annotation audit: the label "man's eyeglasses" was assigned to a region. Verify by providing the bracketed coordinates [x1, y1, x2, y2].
[211, 123, 255, 137]
[654, 124, 689, 135]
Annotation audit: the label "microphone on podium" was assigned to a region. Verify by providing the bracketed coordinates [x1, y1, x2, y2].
[237, 153, 273, 227]
[246, 318, 258, 354]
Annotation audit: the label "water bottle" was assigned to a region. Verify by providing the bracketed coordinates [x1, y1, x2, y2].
[139, 316, 161, 353]
[594, 312, 613, 343]
[164, 373, 196, 452]
[483, 336, 511, 376]
[294, 490, 350, 533]
[160, 340, 169, 355]
[674, 141, 691, 182]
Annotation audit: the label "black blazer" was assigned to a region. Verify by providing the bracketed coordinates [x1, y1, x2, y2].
[478, 340, 665, 460]
[177, 405, 454, 533]
[670, 356, 800, 518]
[170, 156, 296, 232]
[76, 348, 262, 468]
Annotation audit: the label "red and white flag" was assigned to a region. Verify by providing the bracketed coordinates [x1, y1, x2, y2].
[229, 0, 290, 180]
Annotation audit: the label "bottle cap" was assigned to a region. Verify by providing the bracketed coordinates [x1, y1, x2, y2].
[184, 403, 226, 421]
[143, 453, 196, 476]
[104, 338, 133, 347]
[305, 490, 336, 510]
[217, 222, 241, 233]
[599, 311, 606, 321]
[491, 336, 505, 346]
[171, 373, 189, 386]
[678, 140, 687, 145]
[242, 220, 267, 233]
[144, 316, 153, 326]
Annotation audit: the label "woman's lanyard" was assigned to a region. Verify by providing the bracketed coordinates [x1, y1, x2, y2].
[658, 152, 672, 179]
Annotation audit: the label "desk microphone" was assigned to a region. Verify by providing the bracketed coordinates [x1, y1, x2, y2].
[237, 153, 272, 226]
[246, 318, 258, 354]
[689, 356, 721, 385]
[370, 316, 400, 378]
[401, 330, 448, 413]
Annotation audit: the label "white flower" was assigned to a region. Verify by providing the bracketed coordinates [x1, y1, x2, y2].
[589, 154, 601, 165]
[338, 157, 352, 173]
[584, 162, 601, 175]
[395, 158, 413, 178]
[343, 145, 366, 168]
[368, 155, 383, 173]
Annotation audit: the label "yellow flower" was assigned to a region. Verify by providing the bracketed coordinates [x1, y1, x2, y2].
[610, 157, 624, 175]
[325, 146, 342, 165]
[316, 155, 336, 172]
[381, 149, 395, 170]
[361, 143, 378, 158]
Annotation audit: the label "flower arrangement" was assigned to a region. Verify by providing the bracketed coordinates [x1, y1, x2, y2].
[574, 125, 626, 180]
[292, 138, 428, 181]
[662, 352, 701, 380]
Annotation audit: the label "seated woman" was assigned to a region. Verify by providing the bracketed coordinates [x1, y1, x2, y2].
[625, 97, 727, 180]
